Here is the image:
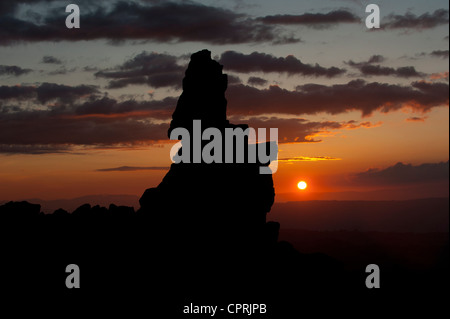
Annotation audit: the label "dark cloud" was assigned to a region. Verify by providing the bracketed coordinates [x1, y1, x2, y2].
[227, 75, 242, 85]
[235, 116, 381, 143]
[48, 67, 77, 76]
[247, 76, 268, 86]
[73, 96, 176, 118]
[226, 80, 449, 117]
[83, 66, 98, 72]
[2, 79, 447, 122]
[383, 9, 449, 30]
[0, 85, 37, 100]
[430, 50, 449, 59]
[0, 2, 17, 14]
[278, 156, 341, 162]
[366, 55, 385, 64]
[220, 51, 345, 77]
[406, 116, 427, 122]
[0, 108, 169, 149]
[0, 85, 177, 153]
[351, 161, 449, 185]
[0, 83, 99, 104]
[346, 55, 385, 66]
[0, 65, 32, 76]
[0, 1, 298, 45]
[0, 75, 447, 153]
[41, 56, 62, 64]
[0, 82, 176, 117]
[358, 65, 422, 77]
[258, 10, 360, 29]
[95, 51, 184, 89]
[35, 83, 99, 104]
[0, 0, 56, 15]
[0, 88, 382, 153]
[0, 144, 72, 155]
[96, 166, 170, 172]
[346, 56, 422, 78]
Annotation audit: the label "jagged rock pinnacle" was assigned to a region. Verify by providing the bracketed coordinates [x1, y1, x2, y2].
[169, 49, 229, 137]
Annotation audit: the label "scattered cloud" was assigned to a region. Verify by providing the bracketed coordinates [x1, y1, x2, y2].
[0, 144, 73, 155]
[226, 80, 449, 117]
[341, 120, 382, 129]
[406, 116, 427, 122]
[95, 51, 184, 89]
[357, 65, 422, 78]
[278, 156, 341, 162]
[0, 85, 36, 100]
[238, 116, 382, 143]
[83, 66, 99, 72]
[220, 51, 346, 77]
[0, 1, 299, 45]
[346, 56, 422, 78]
[430, 72, 449, 81]
[430, 50, 449, 59]
[41, 56, 62, 64]
[72, 96, 175, 118]
[48, 67, 77, 76]
[383, 9, 449, 31]
[0, 108, 170, 152]
[227, 75, 242, 85]
[258, 10, 360, 29]
[96, 166, 170, 172]
[0, 82, 178, 153]
[345, 55, 385, 66]
[0, 82, 99, 104]
[351, 161, 449, 185]
[247, 76, 268, 86]
[0, 65, 32, 76]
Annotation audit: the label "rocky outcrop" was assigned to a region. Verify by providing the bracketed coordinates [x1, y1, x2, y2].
[169, 49, 229, 134]
[138, 50, 277, 252]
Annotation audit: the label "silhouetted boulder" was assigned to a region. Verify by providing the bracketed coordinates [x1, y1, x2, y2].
[92, 204, 108, 217]
[53, 208, 69, 216]
[72, 203, 91, 217]
[109, 203, 135, 217]
[0, 201, 40, 220]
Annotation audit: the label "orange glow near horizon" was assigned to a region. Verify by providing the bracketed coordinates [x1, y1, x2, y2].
[0, 108, 448, 203]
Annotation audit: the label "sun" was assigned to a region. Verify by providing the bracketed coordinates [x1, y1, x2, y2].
[297, 181, 307, 190]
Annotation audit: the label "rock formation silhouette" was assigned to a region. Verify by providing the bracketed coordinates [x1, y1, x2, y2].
[139, 50, 276, 254]
[133, 51, 353, 310]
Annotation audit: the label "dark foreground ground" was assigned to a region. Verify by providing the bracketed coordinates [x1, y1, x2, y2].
[0, 200, 448, 317]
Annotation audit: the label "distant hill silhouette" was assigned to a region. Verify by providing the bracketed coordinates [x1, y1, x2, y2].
[16, 194, 140, 214]
[277, 183, 450, 202]
[270, 198, 449, 232]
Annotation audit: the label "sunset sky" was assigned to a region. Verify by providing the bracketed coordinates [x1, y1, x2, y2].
[0, 0, 448, 205]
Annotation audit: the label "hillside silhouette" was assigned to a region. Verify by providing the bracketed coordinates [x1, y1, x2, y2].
[1, 50, 448, 316]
